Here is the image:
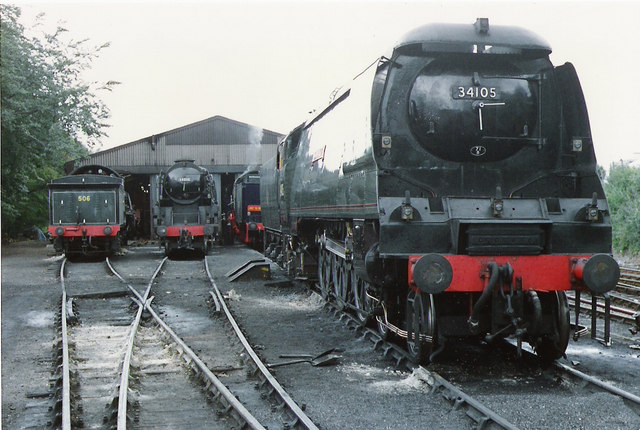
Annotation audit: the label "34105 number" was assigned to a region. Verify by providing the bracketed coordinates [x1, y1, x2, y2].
[454, 86, 498, 99]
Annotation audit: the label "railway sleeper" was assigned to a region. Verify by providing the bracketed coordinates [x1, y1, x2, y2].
[452, 396, 467, 411]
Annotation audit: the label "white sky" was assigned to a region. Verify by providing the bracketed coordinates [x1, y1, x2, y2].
[13, 1, 640, 169]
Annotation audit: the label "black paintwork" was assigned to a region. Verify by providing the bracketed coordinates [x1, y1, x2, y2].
[259, 20, 614, 358]
[233, 171, 261, 226]
[156, 160, 219, 253]
[48, 164, 131, 255]
[261, 20, 611, 258]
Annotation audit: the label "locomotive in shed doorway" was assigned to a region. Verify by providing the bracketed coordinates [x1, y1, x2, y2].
[225, 171, 264, 248]
[261, 18, 620, 363]
[48, 165, 134, 256]
[154, 160, 219, 255]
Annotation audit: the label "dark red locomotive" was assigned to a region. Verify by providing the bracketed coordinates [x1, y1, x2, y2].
[227, 171, 264, 247]
[261, 19, 619, 363]
[48, 165, 133, 256]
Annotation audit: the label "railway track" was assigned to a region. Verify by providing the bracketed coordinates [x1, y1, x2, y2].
[53, 254, 318, 429]
[50, 248, 639, 429]
[307, 282, 517, 429]
[54, 257, 138, 428]
[617, 266, 640, 295]
[317, 281, 640, 429]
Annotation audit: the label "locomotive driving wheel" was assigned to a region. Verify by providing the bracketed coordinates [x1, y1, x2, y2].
[351, 270, 370, 323]
[406, 289, 437, 364]
[317, 249, 331, 299]
[332, 257, 349, 309]
[534, 291, 570, 363]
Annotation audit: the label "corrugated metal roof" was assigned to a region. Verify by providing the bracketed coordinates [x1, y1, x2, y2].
[73, 116, 283, 173]
[163, 116, 280, 146]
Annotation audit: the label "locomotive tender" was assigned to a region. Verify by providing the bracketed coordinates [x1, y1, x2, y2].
[155, 160, 218, 255]
[261, 19, 620, 362]
[48, 165, 133, 256]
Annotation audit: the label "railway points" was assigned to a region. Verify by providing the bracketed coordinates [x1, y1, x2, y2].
[51, 246, 318, 429]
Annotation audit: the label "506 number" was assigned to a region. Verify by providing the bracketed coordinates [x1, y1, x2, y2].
[77, 195, 91, 202]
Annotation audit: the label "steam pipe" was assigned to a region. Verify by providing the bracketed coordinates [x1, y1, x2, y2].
[526, 290, 542, 338]
[468, 262, 499, 334]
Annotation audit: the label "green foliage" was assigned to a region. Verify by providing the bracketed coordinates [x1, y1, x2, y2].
[603, 162, 640, 255]
[1, 5, 117, 236]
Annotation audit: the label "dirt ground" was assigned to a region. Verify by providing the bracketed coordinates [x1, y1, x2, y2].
[1, 240, 60, 429]
[2, 241, 639, 429]
[210, 246, 640, 429]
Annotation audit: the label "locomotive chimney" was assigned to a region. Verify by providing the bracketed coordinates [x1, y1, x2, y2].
[474, 18, 489, 34]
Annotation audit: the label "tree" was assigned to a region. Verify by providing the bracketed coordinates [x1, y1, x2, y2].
[1, 5, 117, 236]
[604, 162, 640, 255]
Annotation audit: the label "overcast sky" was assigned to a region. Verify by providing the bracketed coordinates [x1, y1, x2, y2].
[14, 1, 640, 169]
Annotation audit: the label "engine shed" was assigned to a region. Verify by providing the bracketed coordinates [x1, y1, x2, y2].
[68, 115, 284, 239]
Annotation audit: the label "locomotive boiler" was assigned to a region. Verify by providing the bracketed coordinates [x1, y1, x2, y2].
[261, 18, 620, 363]
[155, 160, 218, 255]
[48, 165, 133, 256]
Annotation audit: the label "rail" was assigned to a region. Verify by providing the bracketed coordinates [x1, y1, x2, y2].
[107, 257, 272, 430]
[58, 258, 72, 430]
[144, 298, 265, 429]
[555, 362, 640, 408]
[321, 290, 519, 430]
[106, 256, 167, 429]
[204, 257, 319, 430]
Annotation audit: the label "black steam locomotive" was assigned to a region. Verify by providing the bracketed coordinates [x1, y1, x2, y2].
[48, 165, 133, 256]
[261, 19, 620, 363]
[227, 171, 264, 247]
[155, 160, 218, 255]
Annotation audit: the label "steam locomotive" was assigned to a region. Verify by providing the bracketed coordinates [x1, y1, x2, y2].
[261, 19, 620, 363]
[48, 165, 133, 256]
[155, 160, 218, 255]
[226, 171, 264, 247]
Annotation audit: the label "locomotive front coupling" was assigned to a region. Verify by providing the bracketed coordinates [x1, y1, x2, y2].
[467, 262, 507, 334]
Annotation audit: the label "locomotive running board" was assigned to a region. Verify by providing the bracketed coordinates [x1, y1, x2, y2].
[320, 235, 352, 261]
[225, 259, 271, 282]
